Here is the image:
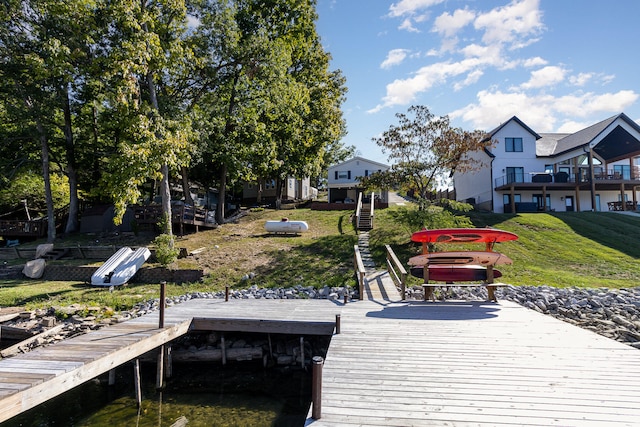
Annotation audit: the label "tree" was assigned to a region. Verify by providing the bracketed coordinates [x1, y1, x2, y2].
[364, 105, 490, 210]
[96, 0, 194, 240]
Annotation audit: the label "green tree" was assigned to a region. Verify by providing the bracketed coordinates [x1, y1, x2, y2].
[96, 0, 194, 242]
[364, 105, 489, 210]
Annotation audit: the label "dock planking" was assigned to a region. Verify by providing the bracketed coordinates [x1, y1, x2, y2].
[0, 298, 340, 423]
[305, 299, 640, 426]
[2, 288, 640, 426]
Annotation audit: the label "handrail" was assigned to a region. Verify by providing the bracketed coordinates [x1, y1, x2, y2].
[385, 244, 407, 300]
[355, 192, 363, 228]
[353, 244, 366, 300]
[369, 192, 375, 228]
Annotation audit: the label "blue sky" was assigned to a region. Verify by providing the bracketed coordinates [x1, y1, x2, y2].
[316, 0, 640, 165]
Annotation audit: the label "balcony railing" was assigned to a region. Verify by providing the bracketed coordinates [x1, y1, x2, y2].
[494, 169, 640, 187]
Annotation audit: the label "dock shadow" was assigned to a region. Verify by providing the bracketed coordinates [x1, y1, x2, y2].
[366, 301, 501, 321]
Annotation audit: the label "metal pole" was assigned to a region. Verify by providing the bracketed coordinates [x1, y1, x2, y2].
[159, 281, 166, 328]
[311, 356, 324, 420]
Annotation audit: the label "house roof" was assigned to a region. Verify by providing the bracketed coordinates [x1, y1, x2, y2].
[536, 133, 571, 156]
[482, 116, 542, 143]
[540, 113, 640, 160]
[328, 156, 390, 170]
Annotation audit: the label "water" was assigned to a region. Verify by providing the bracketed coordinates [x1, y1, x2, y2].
[4, 361, 312, 427]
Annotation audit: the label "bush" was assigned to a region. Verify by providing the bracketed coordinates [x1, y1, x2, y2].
[153, 234, 179, 266]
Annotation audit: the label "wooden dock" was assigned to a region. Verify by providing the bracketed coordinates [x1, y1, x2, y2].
[305, 297, 640, 426]
[2, 287, 640, 426]
[0, 299, 339, 423]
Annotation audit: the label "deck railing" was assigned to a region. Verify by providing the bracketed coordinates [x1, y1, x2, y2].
[353, 244, 366, 300]
[385, 244, 407, 300]
[494, 169, 640, 187]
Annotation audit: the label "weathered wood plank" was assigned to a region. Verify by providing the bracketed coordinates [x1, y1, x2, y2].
[305, 299, 640, 426]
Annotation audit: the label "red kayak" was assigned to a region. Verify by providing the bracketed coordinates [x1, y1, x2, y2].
[410, 265, 502, 282]
[411, 228, 518, 244]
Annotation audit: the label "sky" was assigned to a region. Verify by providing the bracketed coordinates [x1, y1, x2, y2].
[315, 0, 640, 165]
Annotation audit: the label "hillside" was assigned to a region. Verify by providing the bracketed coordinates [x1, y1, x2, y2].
[2, 208, 640, 312]
[372, 210, 640, 289]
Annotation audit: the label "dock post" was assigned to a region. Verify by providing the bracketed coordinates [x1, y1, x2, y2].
[134, 359, 142, 407]
[221, 334, 227, 365]
[335, 314, 341, 334]
[225, 286, 229, 301]
[157, 281, 166, 389]
[159, 281, 166, 328]
[311, 356, 324, 419]
[108, 369, 115, 386]
[300, 337, 305, 369]
[165, 345, 173, 378]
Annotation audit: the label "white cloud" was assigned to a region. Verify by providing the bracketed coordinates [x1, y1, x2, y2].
[432, 8, 475, 37]
[557, 121, 589, 133]
[522, 57, 547, 67]
[520, 65, 566, 89]
[474, 0, 544, 48]
[454, 70, 484, 91]
[368, 58, 486, 113]
[398, 17, 420, 32]
[450, 89, 640, 131]
[381, 49, 411, 69]
[388, 0, 445, 18]
[569, 72, 593, 87]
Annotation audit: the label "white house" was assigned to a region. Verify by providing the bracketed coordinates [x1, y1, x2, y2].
[243, 176, 315, 204]
[327, 156, 390, 203]
[453, 113, 640, 213]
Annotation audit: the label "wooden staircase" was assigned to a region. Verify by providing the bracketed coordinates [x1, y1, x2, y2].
[357, 204, 373, 231]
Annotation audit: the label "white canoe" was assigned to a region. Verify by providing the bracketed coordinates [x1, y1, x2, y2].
[265, 219, 309, 233]
[408, 251, 512, 267]
[91, 247, 150, 286]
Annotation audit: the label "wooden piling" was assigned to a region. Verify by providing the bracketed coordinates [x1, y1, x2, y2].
[134, 359, 142, 407]
[311, 356, 324, 419]
[335, 314, 341, 334]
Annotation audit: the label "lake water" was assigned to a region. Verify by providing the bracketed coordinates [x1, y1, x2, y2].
[3, 361, 312, 426]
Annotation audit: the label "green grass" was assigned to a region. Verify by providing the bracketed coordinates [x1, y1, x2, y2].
[3, 206, 640, 313]
[373, 209, 640, 289]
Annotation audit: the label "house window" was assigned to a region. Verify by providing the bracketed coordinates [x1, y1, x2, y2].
[533, 194, 551, 211]
[505, 137, 523, 152]
[544, 165, 553, 173]
[503, 194, 521, 205]
[614, 165, 630, 179]
[506, 167, 524, 183]
[335, 171, 350, 179]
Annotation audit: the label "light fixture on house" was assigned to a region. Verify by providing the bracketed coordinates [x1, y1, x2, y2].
[561, 196, 564, 201]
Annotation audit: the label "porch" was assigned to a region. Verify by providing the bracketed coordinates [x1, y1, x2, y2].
[495, 172, 640, 213]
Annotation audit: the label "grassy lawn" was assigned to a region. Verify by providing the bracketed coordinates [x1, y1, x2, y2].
[2, 205, 640, 313]
[373, 208, 640, 289]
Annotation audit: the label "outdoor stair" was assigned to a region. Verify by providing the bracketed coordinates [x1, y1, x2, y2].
[43, 248, 70, 261]
[357, 204, 373, 231]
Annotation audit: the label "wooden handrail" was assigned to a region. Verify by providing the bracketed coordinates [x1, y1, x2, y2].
[369, 192, 375, 228]
[353, 244, 366, 300]
[355, 192, 363, 228]
[385, 244, 407, 300]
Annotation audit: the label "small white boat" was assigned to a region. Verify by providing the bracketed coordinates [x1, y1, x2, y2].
[265, 218, 309, 234]
[91, 247, 151, 286]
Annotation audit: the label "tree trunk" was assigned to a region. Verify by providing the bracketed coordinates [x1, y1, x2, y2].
[147, 70, 173, 238]
[216, 164, 227, 224]
[275, 177, 284, 209]
[62, 84, 79, 234]
[256, 179, 263, 204]
[181, 166, 194, 205]
[36, 119, 56, 243]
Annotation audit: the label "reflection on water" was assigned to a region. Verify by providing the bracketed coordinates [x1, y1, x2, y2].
[5, 361, 311, 427]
